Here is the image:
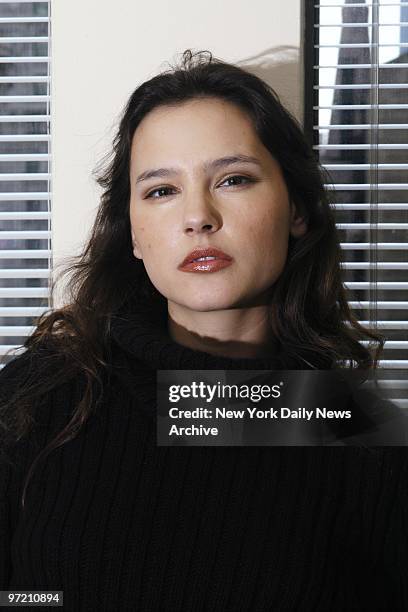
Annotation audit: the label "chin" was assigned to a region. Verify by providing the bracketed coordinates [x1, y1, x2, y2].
[172, 293, 241, 313]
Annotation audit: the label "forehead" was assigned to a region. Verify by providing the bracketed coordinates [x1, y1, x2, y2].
[130, 98, 264, 169]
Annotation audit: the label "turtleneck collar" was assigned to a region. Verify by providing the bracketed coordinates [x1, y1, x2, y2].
[106, 296, 333, 419]
[108, 295, 329, 373]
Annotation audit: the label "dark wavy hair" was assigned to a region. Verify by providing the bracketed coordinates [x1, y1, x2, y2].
[0, 49, 384, 508]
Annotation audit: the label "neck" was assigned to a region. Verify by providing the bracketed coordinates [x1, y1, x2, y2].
[167, 301, 278, 360]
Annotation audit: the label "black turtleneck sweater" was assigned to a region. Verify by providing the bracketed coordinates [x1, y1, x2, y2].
[0, 301, 407, 611]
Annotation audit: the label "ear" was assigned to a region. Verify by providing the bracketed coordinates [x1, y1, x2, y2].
[131, 229, 143, 259]
[289, 201, 307, 238]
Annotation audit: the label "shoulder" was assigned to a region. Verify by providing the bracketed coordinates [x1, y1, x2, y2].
[0, 347, 34, 388]
[0, 341, 88, 454]
[0, 338, 85, 393]
[1, 345, 61, 412]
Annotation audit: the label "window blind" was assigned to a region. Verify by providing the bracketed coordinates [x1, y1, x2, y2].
[304, 0, 407, 408]
[0, 0, 51, 369]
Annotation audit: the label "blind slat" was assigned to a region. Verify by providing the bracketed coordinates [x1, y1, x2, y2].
[0, 173, 51, 180]
[0, 250, 51, 258]
[0, 96, 50, 103]
[0, 0, 48, 3]
[358, 322, 408, 330]
[315, 23, 408, 28]
[0, 212, 50, 219]
[0, 17, 48, 23]
[0, 154, 50, 161]
[315, 144, 408, 150]
[325, 184, 408, 190]
[323, 164, 408, 170]
[361, 341, 408, 349]
[314, 45, 408, 49]
[0, 231, 51, 239]
[345, 282, 408, 290]
[0, 37, 48, 43]
[0, 57, 49, 64]
[341, 263, 408, 270]
[315, 124, 408, 129]
[0, 135, 50, 142]
[0, 115, 50, 123]
[350, 302, 408, 309]
[315, 3, 408, 7]
[0, 76, 49, 83]
[0, 193, 50, 201]
[314, 84, 408, 89]
[333, 204, 408, 210]
[315, 105, 408, 111]
[340, 243, 408, 250]
[0, 326, 37, 335]
[337, 223, 408, 229]
[0, 269, 49, 278]
[373, 361, 408, 368]
[0, 307, 48, 315]
[314, 63, 408, 68]
[0, 288, 49, 298]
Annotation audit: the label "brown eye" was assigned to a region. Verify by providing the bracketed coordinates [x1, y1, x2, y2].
[146, 186, 176, 199]
[219, 175, 253, 188]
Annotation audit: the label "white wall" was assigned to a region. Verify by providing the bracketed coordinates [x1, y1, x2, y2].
[51, 0, 303, 306]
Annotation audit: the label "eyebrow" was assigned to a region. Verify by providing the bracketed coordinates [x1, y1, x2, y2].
[135, 154, 262, 184]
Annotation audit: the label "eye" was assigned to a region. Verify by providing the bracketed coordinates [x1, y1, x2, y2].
[145, 186, 177, 199]
[219, 175, 254, 188]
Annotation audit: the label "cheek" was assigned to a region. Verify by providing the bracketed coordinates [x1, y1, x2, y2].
[239, 218, 289, 292]
[244, 209, 290, 259]
[134, 221, 176, 269]
[131, 218, 154, 251]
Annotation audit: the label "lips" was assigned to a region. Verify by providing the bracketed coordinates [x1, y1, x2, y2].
[178, 247, 233, 273]
[179, 247, 232, 268]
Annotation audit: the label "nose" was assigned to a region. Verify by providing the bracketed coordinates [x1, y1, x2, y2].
[182, 191, 222, 236]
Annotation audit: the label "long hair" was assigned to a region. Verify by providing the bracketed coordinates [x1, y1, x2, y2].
[0, 49, 384, 508]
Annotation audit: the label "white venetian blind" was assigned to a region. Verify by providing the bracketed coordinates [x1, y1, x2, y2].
[0, 0, 51, 369]
[306, 0, 408, 407]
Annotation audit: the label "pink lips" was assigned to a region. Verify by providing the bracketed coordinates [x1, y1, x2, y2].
[178, 247, 233, 273]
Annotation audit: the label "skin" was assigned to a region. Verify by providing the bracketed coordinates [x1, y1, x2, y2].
[129, 97, 307, 359]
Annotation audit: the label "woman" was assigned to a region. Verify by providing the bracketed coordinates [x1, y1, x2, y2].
[0, 49, 406, 610]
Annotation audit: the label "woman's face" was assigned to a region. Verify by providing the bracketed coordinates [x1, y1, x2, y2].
[129, 97, 307, 312]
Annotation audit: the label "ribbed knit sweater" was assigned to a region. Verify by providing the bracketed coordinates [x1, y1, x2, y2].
[0, 300, 407, 611]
